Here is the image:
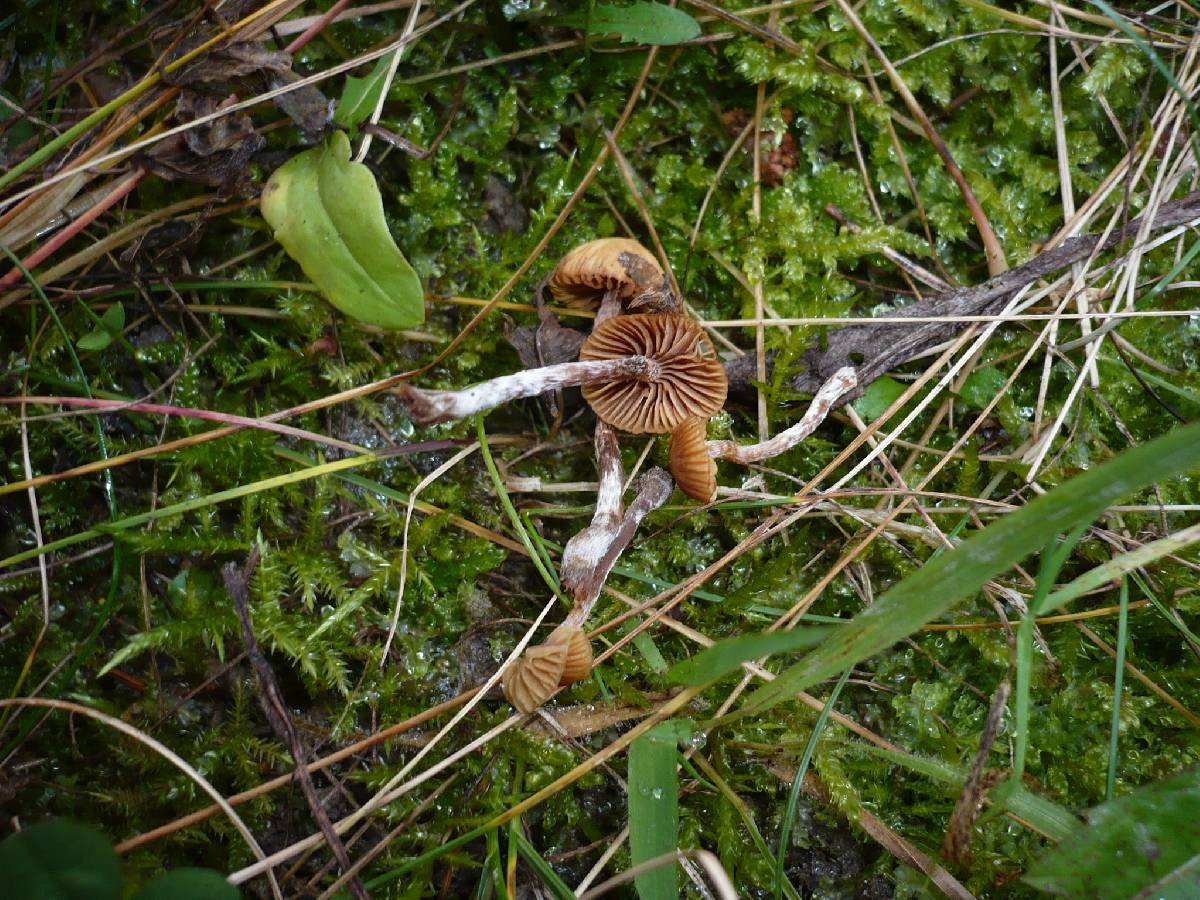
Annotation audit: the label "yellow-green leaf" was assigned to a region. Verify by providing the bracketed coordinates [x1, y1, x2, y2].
[260, 130, 423, 329]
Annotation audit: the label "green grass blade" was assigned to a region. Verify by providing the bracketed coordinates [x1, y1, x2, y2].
[731, 419, 1200, 718]
[628, 721, 688, 900]
[774, 667, 851, 899]
[1037, 522, 1200, 615]
[667, 628, 831, 686]
[0, 451, 391, 570]
[513, 834, 575, 900]
[476, 417, 567, 602]
[1106, 579, 1130, 801]
[1015, 527, 1087, 783]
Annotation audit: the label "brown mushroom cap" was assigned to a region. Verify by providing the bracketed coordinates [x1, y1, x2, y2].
[579, 314, 728, 434]
[549, 238, 665, 310]
[668, 417, 718, 502]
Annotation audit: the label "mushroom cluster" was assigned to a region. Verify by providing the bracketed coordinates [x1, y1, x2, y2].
[397, 237, 855, 714]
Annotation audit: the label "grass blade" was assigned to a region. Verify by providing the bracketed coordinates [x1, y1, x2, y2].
[667, 629, 831, 686]
[1106, 579, 1130, 801]
[628, 721, 689, 900]
[774, 667, 851, 899]
[727, 420, 1200, 718]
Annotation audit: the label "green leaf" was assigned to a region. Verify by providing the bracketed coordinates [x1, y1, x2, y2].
[78, 301, 125, 350]
[629, 720, 690, 900]
[77, 329, 113, 351]
[732, 419, 1200, 718]
[851, 375, 906, 422]
[667, 628, 830, 686]
[133, 869, 241, 900]
[1024, 767, 1200, 898]
[0, 820, 122, 900]
[260, 130, 424, 329]
[99, 301, 125, 334]
[564, 2, 701, 45]
[334, 56, 392, 129]
[957, 366, 1006, 408]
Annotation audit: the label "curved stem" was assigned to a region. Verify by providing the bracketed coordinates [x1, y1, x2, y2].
[708, 367, 857, 464]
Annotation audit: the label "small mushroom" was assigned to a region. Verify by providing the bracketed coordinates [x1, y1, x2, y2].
[668, 416, 717, 502]
[545, 623, 593, 685]
[502, 641, 567, 714]
[579, 313, 728, 434]
[550, 238, 672, 316]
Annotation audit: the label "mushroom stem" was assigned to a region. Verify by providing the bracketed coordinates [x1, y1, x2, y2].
[562, 467, 673, 628]
[593, 421, 625, 525]
[707, 366, 857, 464]
[397, 356, 658, 426]
[595, 289, 624, 326]
[560, 422, 624, 594]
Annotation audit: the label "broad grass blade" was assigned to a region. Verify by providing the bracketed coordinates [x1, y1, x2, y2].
[628, 721, 689, 900]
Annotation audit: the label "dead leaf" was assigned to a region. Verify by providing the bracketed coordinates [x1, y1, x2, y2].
[166, 42, 330, 137]
[504, 312, 585, 370]
[143, 93, 263, 189]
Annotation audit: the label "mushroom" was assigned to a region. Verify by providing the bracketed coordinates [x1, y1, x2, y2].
[668, 416, 717, 502]
[501, 624, 594, 714]
[549, 238, 677, 317]
[579, 313, 728, 434]
[502, 642, 566, 714]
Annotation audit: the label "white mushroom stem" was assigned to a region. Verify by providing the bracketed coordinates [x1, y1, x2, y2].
[397, 356, 659, 426]
[560, 422, 624, 595]
[595, 289, 623, 325]
[707, 367, 858, 464]
[562, 467, 673, 628]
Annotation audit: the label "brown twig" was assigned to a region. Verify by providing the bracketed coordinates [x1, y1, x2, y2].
[943, 679, 1011, 864]
[114, 687, 479, 854]
[778, 189, 1200, 398]
[224, 549, 369, 900]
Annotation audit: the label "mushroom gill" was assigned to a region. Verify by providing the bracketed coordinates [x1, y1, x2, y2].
[502, 642, 567, 714]
[545, 624, 593, 685]
[549, 238, 668, 311]
[579, 313, 727, 434]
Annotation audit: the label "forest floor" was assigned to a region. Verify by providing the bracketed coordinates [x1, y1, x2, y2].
[2, 0, 1200, 897]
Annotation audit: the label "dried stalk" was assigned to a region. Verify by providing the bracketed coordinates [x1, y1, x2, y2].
[708, 367, 857, 464]
[563, 467, 674, 628]
[395, 355, 658, 425]
[560, 422, 624, 595]
[722, 190, 1200, 400]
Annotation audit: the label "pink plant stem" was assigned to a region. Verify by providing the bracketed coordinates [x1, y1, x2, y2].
[707, 366, 857, 464]
[1, 395, 363, 452]
[0, 168, 145, 291]
[285, 0, 357, 53]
